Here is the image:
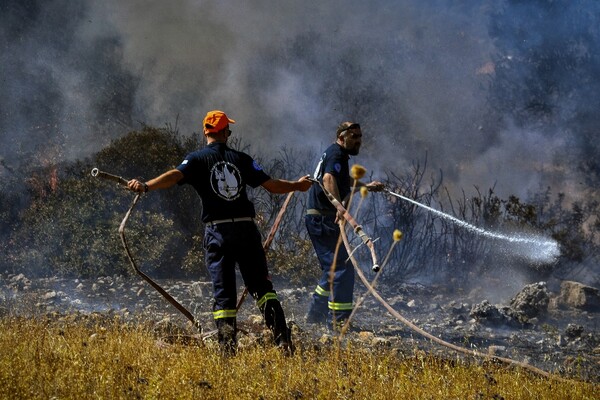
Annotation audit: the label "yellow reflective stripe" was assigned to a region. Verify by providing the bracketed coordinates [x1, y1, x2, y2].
[314, 285, 330, 297]
[213, 309, 237, 319]
[256, 292, 278, 308]
[328, 301, 353, 311]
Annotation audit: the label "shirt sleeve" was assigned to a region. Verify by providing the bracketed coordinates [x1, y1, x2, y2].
[322, 150, 344, 179]
[176, 156, 195, 185]
[243, 156, 271, 188]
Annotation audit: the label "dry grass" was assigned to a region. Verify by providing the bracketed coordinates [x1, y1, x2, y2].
[0, 316, 596, 400]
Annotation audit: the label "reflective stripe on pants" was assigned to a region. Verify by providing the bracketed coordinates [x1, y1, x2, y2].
[305, 214, 354, 321]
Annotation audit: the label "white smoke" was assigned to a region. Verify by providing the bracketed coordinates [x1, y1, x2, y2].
[2, 0, 599, 202]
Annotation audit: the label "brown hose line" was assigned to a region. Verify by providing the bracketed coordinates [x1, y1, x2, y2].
[92, 168, 198, 328]
[307, 177, 379, 271]
[119, 193, 198, 327]
[338, 223, 570, 382]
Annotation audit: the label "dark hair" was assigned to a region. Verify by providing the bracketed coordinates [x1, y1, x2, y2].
[336, 122, 360, 137]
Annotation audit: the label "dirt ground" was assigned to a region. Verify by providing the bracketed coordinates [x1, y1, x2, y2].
[1, 273, 598, 383]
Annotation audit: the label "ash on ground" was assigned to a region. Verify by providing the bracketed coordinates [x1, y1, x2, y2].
[1, 272, 598, 382]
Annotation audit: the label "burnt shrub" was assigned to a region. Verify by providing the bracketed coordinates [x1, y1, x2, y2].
[369, 161, 599, 288]
[4, 126, 206, 278]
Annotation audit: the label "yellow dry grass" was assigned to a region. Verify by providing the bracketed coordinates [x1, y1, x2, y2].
[0, 316, 596, 400]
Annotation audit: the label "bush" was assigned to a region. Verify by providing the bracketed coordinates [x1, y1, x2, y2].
[3, 127, 205, 279]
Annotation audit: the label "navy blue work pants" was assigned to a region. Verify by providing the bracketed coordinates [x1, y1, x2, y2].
[305, 214, 354, 323]
[203, 221, 288, 346]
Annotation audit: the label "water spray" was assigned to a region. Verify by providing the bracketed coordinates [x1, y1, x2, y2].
[386, 189, 560, 264]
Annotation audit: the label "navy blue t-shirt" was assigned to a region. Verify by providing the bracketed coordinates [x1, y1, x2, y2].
[176, 143, 271, 222]
[307, 143, 351, 212]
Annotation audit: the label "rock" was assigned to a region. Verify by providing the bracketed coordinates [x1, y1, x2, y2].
[358, 331, 374, 341]
[43, 291, 57, 300]
[10, 273, 26, 283]
[190, 281, 210, 298]
[470, 300, 519, 328]
[488, 345, 506, 356]
[564, 324, 584, 339]
[509, 282, 549, 320]
[387, 295, 404, 308]
[555, 281, 600, 312]
[447, 302, 469, 315]
[371, 337, 391, 347]
[470, 300, 504, 324]
[8, 273, 31, 290]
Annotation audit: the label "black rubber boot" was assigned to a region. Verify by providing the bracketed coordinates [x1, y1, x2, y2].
[306, 293, 328, 324]
[260, 299, 294, 356]
[216, 318, 237, 356]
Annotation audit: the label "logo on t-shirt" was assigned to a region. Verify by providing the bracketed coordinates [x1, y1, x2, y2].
[210, 161, 242, 200]
[252, 160, 263, 171]
[313, 153, 325, 179]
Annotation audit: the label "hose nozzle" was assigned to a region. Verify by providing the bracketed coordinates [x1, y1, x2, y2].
[91, 168, 129, 186]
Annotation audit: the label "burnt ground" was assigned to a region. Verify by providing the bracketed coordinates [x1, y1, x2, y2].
[1, 272, 599, 383]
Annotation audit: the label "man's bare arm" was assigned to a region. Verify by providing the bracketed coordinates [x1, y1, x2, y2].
[261, 176, 312, 194]
[128, 169, 184, 193]
[323, 173, 342, 203]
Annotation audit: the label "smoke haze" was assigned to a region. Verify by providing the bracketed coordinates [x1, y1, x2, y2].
[2, 0, 600, 200]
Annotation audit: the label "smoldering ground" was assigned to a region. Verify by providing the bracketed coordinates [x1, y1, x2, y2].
[1, 272, 599, 382]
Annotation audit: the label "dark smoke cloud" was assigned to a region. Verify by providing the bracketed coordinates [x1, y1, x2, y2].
[2, 0, 599, 200]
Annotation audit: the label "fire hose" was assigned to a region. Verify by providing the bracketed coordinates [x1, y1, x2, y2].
[309, 179, 567, 381]
[339, 225, 568, 381]
[91, 168, 198, 328]
[306, 177, 379, 272]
